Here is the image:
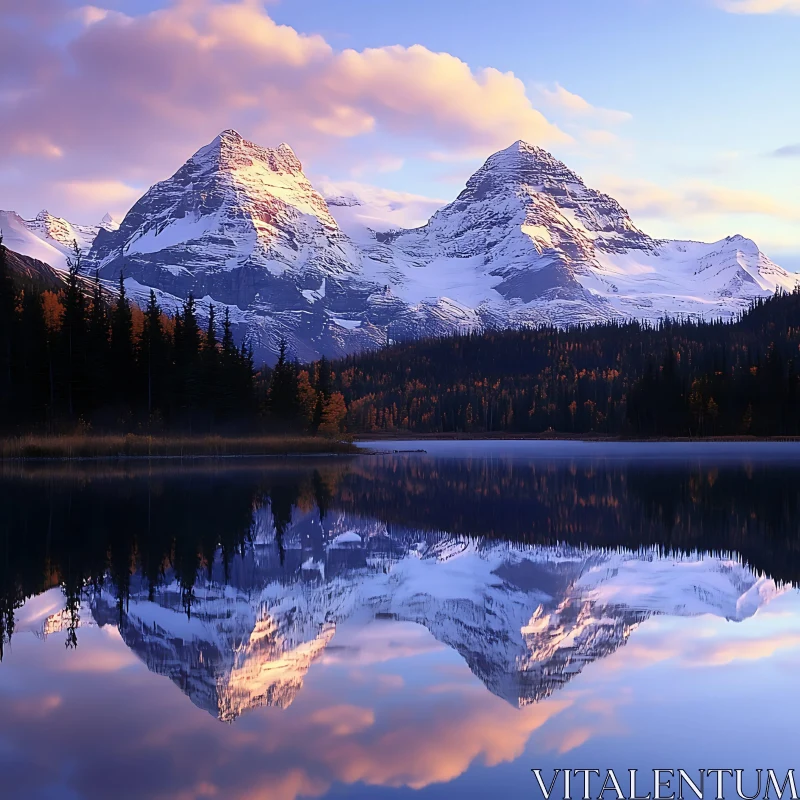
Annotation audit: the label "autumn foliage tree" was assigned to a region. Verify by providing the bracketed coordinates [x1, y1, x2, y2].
[318, 392, 347, 434]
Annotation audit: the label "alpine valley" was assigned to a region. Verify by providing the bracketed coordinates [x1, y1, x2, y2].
[2, 129, 797, 363]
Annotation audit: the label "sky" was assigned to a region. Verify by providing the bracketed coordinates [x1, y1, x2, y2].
[2, 0, 799, 265]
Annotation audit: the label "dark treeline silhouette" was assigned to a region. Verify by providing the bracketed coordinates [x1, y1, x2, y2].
[257, 341, 349, 433]
[0, 238, 255, 431]
[0, 238, 350, 434]
[332, 290, 800, 437]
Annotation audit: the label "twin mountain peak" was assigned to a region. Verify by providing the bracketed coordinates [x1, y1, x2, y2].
[3, 130, 796, 363]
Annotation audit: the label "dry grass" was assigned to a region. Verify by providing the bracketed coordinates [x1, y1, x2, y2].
[0, 433, 359, 460]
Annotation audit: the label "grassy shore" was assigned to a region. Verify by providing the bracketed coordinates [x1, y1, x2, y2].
[0, 433, 360, 460]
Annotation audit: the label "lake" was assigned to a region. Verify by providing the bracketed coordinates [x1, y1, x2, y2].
[2, 441, 800, 799]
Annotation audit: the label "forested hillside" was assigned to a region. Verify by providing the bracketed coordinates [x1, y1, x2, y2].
[333, 291, 800, 437]
[0, 239, 345, 435]
[6, 232, 800, 439]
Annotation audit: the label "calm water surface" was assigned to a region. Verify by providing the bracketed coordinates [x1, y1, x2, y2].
[2, 442, 800, 799]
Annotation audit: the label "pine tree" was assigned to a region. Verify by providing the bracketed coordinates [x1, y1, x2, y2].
[203, 304, 220, 418]
[0, 236, 16, 421]
[218, 307, 238, 417]
[268, 338, 299, 422]
[313, 355, 332, 429]
[87, 270, 110, 410]
[17, 289, 50, 425]
[174, 294, 201, 422]
[110, 271, 134, 407]
[140, 290, 166, 417]
[296, 370, 318, 427]
[318, 391, 347, 434]
[60, 241, 87, 418]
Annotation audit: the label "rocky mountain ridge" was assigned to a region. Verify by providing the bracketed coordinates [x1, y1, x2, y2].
[2, 131, 797, 362]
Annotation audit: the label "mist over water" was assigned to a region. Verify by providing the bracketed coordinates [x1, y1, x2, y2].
[2, 442, 800, 799]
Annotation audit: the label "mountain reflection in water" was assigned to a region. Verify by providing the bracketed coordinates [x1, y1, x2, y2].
[1, 445, 800, 799]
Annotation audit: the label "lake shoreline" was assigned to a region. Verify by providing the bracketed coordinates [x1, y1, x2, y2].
[0, 434, 360, 461]
[354, 432, 800, 443]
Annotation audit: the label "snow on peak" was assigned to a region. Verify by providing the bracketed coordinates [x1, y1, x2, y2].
[56, 132, 797, 363]
[216, 128, 244, 143]
[194, 130, 305, 178]
[480, 139, 586, 187]
[87, 131, 350, 313]
[100, 212, 120, 232]
[0, 210, 70, 270]
[324, 193, 363, 208]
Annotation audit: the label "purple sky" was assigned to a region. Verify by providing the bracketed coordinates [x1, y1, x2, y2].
[2, 0, 799, 264]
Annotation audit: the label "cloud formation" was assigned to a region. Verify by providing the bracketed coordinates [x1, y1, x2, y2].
[0, 0, 575, 222]
[316, 179, 447, 230]
[535, 83, 632, 126]
[772, 144, 800, 157]
[600, 176, 800, 225]
[717, 0, 800, 12]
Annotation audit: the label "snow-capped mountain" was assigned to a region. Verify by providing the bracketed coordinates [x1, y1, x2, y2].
[0, 209, 119, 271]
[7, 130, 797, 362]
[89, 129, 384, 362]
[85, 132, 798, 361]
[366, 140, 798, 328]
[75, 509, 782, 722]
[24, 210, 100, 256]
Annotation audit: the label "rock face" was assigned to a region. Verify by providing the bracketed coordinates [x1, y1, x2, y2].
[7, 131, 797, 363]
[24, 210, 100, 256]
[82, 509, 781, 721]
[370, 140, 797, 329]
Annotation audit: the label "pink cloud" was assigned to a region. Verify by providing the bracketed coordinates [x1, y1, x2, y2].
[717, 0, 800, 12]
[0, 0, 569, 223]
[535, 82, 632, 126]
[0, 622, 574, 800]
[597, 175, 800, 224]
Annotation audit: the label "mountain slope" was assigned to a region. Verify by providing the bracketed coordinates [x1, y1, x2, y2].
[75, 132, 800, 362]
[0, 211, 71, 271]
[89, 130, 392, 362]
[24, 210, 100, 256]
[0, 209, 118, 272]
[359, 141, 796, 328]
[4, 247, 66, 290]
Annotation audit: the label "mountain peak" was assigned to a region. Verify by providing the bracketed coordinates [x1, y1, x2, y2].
[482, 140, 584, 187]
[216, 128, 243, 142]
[100, 212, 120, 232]
[501, 139, 548, 155]
[193, 130, 304, 177]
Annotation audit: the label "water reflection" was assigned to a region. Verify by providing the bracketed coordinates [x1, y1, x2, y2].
[2, 446, 800, 798]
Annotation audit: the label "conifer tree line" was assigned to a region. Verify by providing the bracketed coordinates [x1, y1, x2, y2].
[0, 238, 346, 434]
[331, 289, 800, 438]
[8, 232, 800, 438]
[256, 338, 349, 434]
